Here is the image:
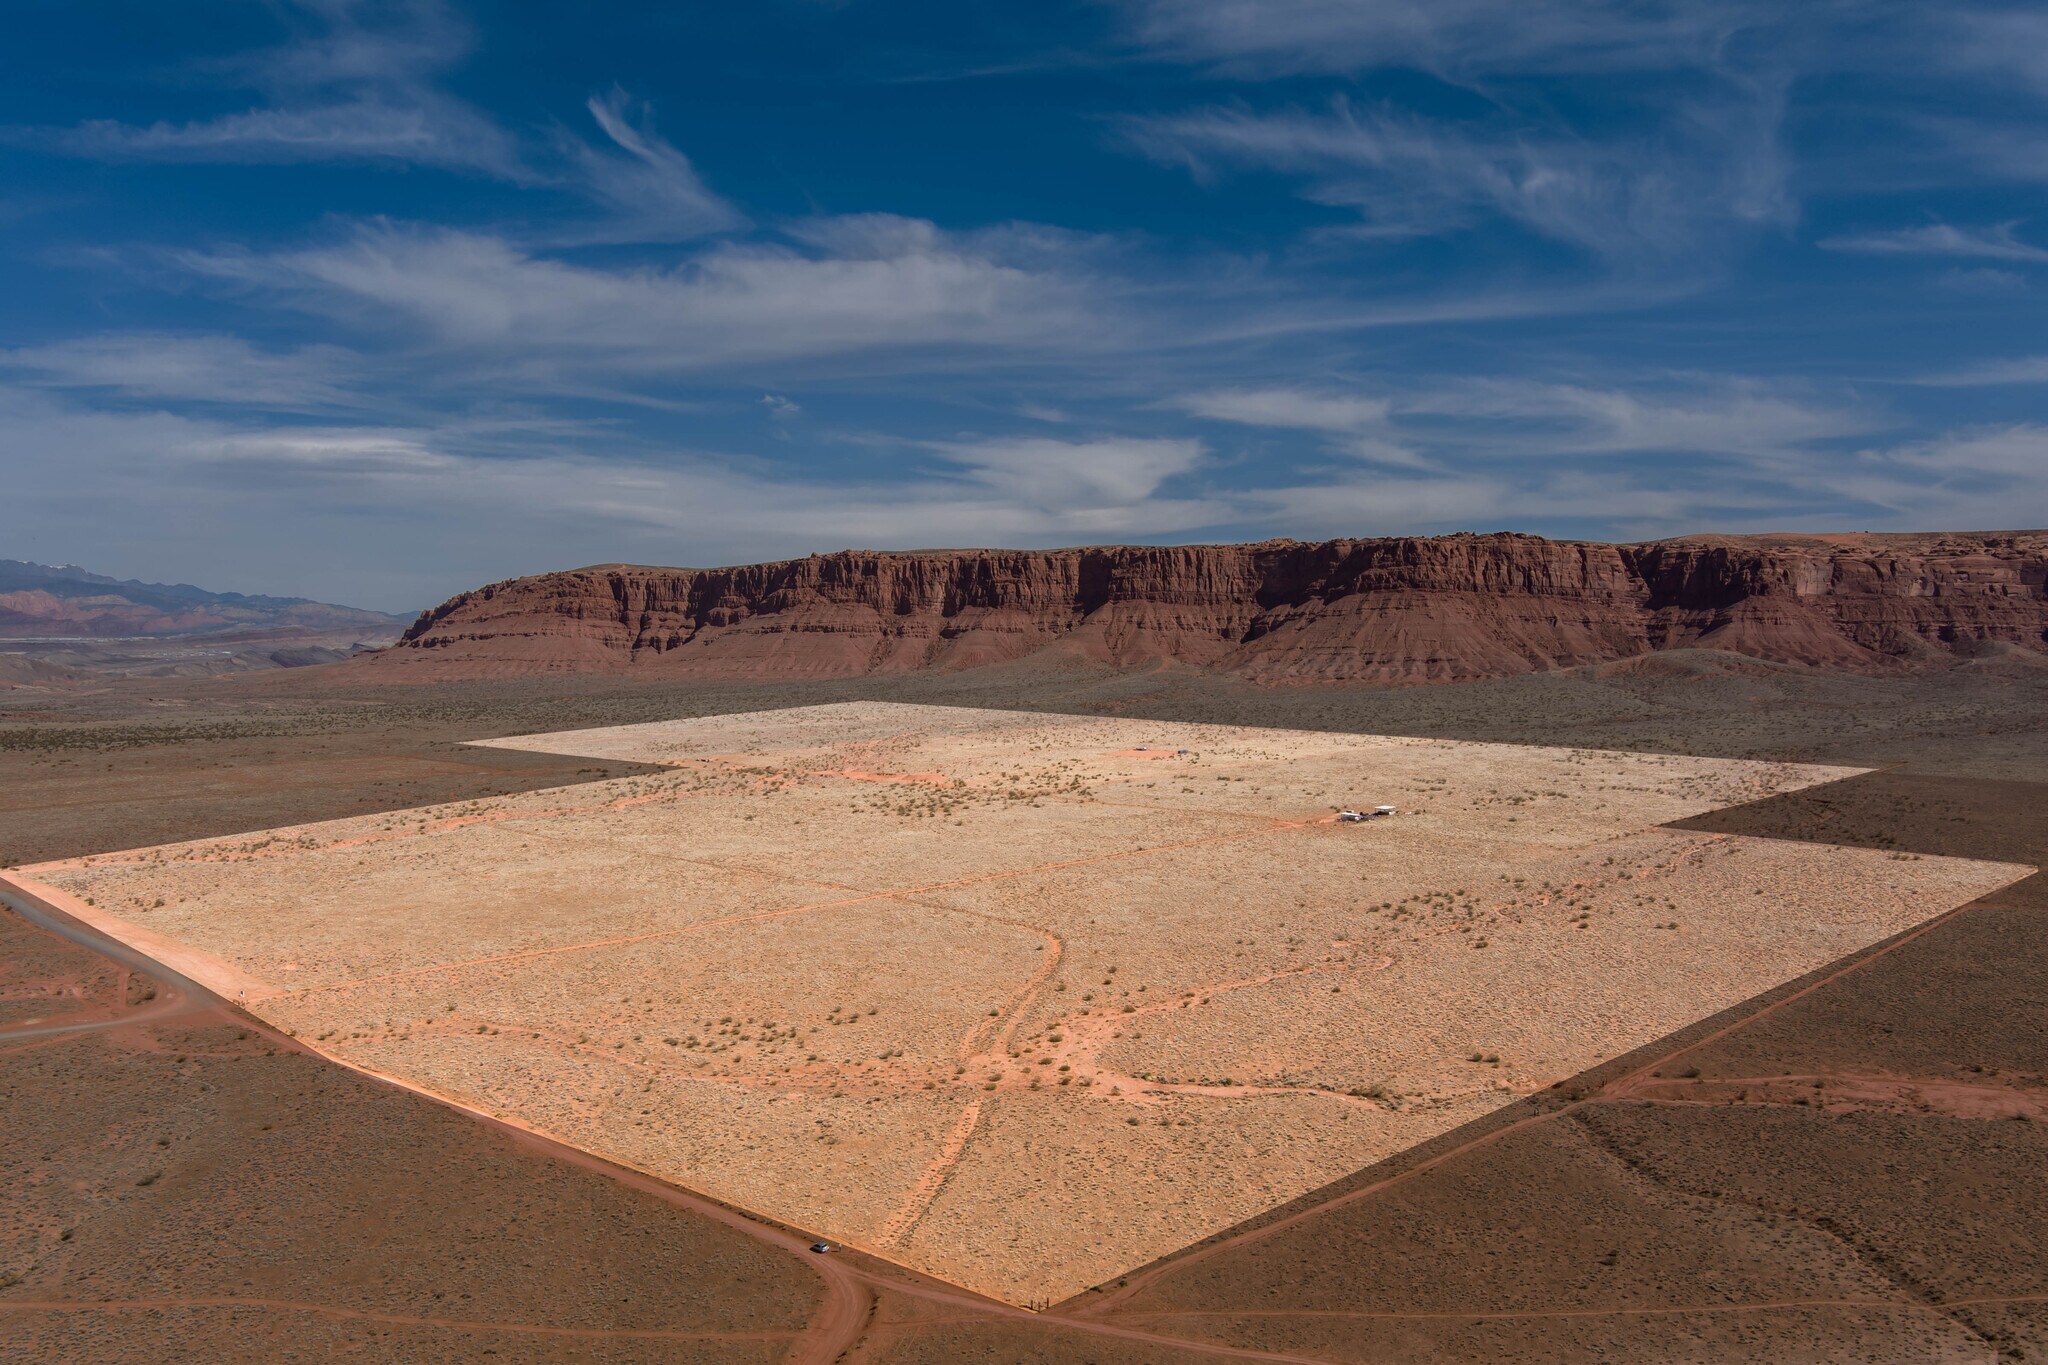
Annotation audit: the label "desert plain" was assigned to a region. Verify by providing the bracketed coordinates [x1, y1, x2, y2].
[13, 700, 2030, 1306]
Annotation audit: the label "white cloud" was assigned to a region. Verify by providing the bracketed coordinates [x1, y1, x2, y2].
[45, 99, 526, 178]
[1945, 9, 2048, 94]
[35, 0, 529, 180]
[1173, 376, 1874, 469]
[1820, 221, 2048, 262]
[189, 428, 465, 475]
[1798, 425, 2048, 531]
[0, 334, 362, 409]
[1405, 379, 1875, 460]
[1119, 1, 2037, 99]
[174, 217, 1108, 376]
[1175, 387, 1390, 433]
[250, 0, 471, 87]
[1117, 0, 1778, 78]
[1125, 93, 1791, 263]
[1918, 355, 2048, 386]
[1169, 386, 1429, 468]
[1864, 424, 2048, 480]
[1112, 4, 2048, 277]
[22, 3, 743, 246]
[1243, 469, 1729, 538]
[924, 435, 1209, 513]
[560, 88, 746, 242]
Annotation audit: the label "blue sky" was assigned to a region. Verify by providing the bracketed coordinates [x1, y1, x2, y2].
[3, 1, 2045, 611]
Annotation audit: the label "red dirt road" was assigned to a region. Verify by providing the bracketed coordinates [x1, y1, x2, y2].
[0, 884, 212, 1044]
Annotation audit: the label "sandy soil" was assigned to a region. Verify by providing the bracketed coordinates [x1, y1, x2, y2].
[20, 701, 2029, 1306]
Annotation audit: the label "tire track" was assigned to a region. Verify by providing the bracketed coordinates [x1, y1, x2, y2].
[872, 1098, 986, 1249]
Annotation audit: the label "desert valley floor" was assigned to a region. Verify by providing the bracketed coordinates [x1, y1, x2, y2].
[12, 701, 2030, 1307]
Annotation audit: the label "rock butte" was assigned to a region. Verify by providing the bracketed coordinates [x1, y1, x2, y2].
[360, 530, 2048, 684]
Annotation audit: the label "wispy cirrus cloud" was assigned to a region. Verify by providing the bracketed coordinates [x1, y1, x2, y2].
[1238, 421, 2048, 546]
[1861, 424, 2048, 480]
[1115, 0, 1779, 78]
[1118, 0, 2047, 93]
[1819, 221, 2048, 262]
[1945, 8, 2048, 94]
[1174, 387, 1389, 434]
[34, 0, 529, 179]
[1124, 91, 1792, 265]
[1173, 376, 1874, 469]
[0, 333, 365, 409]
[1917, 354, 2048, 386]
[1168, 387, 1425, 467]
[921, 434, 1214, 527]
[1402, 378, 1876, 460]
[1241, 470, 1736, 540]
[18, 0, 741, 243]
[170, 216, 1113, 377]
[1110, 1, 2048, 283]
[43, 100, 525, 177]
[191, 426, 466, 476]
[1816, 425, 2048, 530]
[556, 88, 746, 242]
[1154, 372, 1947, 545]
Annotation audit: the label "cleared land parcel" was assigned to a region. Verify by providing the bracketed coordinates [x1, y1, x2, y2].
[20, 703, 2031, 1305]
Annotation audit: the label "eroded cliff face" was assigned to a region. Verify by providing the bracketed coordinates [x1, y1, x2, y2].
[368, 531, 2048, 684]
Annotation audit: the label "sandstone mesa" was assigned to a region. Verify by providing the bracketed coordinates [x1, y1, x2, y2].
[369, 530, 2048, 684]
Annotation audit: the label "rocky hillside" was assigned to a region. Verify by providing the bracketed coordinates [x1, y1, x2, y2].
[0, 561, 406, 641]
[364, 531, 2048, 685]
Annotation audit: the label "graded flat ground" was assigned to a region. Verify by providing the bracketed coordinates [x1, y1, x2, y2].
[19, 702, 2031, 1306]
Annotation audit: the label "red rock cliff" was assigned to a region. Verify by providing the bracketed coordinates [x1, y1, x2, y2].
[365, 531, 2048, 684]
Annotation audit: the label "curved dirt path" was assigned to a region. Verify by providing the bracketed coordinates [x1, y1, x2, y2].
[0, 882, 213, 1043]
[0, 998, 197, 1046]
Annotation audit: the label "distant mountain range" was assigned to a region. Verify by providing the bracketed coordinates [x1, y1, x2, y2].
[0, 560, 407, 641]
